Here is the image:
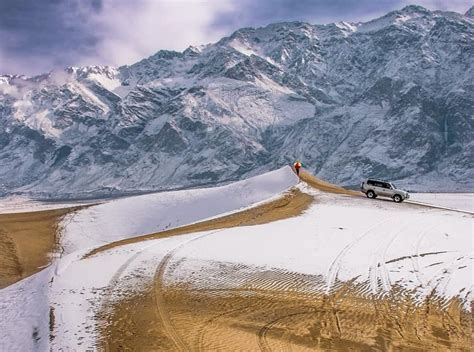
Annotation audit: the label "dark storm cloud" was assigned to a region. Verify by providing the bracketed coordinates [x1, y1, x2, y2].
[0, 0, 102, 75]
[1, 0, 472, 76]
[0, 0, 231, 75]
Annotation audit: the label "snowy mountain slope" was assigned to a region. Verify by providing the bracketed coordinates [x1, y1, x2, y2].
[0, 5, 473, 197]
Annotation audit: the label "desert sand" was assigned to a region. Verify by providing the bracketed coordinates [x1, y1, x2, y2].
[0, 207, 81, 288]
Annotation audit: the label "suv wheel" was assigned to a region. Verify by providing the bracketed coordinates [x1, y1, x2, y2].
[366, 190, 376, 199]
[393, 194, 403, 203]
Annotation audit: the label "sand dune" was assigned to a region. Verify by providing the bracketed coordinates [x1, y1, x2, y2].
[97, 173, 472, 351]
[85, 188, 313, 258]
[299, 169, 360, 196]
[0, 207, 81, 288]
[1, 167, 471, 351]
[103, 263, 471, 351]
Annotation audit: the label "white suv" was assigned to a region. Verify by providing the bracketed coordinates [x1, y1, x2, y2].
[360, 179, 409, 203]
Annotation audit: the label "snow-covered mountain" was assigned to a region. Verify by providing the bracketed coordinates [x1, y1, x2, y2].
[1, 5, 473, 198]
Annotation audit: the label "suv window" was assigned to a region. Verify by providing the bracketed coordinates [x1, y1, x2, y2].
[367, 180, 390, 188]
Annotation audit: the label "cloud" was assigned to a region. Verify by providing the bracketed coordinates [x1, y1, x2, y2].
[0, 0, 231, 75]
[1, 0, 472, 75]
[0, 82, 22, 98]
[0, 0, 100, 75]
[84, 0, 232, 68]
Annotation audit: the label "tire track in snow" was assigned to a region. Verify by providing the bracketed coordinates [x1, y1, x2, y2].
[150, 191, 307, 350]
[153, 231, 216, 351]
[151, 195, 286, 350]
[326, 216, 397, 293]
[152, 231, 291, 351]
[369, 223, 410, 293]
[426, 255, 470, 303]
[411, 222, 442, 287]
[101, 240, 167, 351]
[370, 221, 426, 293]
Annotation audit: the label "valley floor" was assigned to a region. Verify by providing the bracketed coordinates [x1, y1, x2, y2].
[0, 167, 472, 351]
[409, 193, 474, 213]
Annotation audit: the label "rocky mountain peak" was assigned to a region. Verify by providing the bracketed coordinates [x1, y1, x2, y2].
[399, 4, 431, 15]
[465, 6, 474, 17]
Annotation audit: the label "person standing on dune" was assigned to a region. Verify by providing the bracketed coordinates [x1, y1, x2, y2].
[293, 160, 302, 176]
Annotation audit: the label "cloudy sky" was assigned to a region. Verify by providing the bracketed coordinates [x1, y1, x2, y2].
[0, 0, 472, 75]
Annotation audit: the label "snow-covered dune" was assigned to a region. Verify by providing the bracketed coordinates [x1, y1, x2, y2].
[50, 184, 473, 350]
[174, 188, 473, 303]
[1, 168, 472, 351]
[60, 166, 299, 253]
[0, 166, 299, 351]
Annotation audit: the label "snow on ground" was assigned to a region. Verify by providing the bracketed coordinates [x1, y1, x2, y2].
[0, 268, 52, 351]
[49, 235, 195, 349]
[1, 167, 472, 351]
[171, 185, 473, 305]
[0, 166, 299, 351]
[48, 184, 473, 350]
[0, 196, 93, 214]
[409, 193, 474, 213]
[60, 166, 298, 253]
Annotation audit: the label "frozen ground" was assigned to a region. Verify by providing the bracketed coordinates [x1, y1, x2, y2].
[0, 196, 93, 214]
[409, 193, 474, 213]
[0, 167, 472, 350]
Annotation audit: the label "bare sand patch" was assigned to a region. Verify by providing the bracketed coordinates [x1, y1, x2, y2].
[298, 169, 360, 196]
[0, 207, 81, 288]
[101, 264, 471, 351]
[85, 188, 313, 259]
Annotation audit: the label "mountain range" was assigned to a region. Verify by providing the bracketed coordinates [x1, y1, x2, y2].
[0, 5, 473, 198]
